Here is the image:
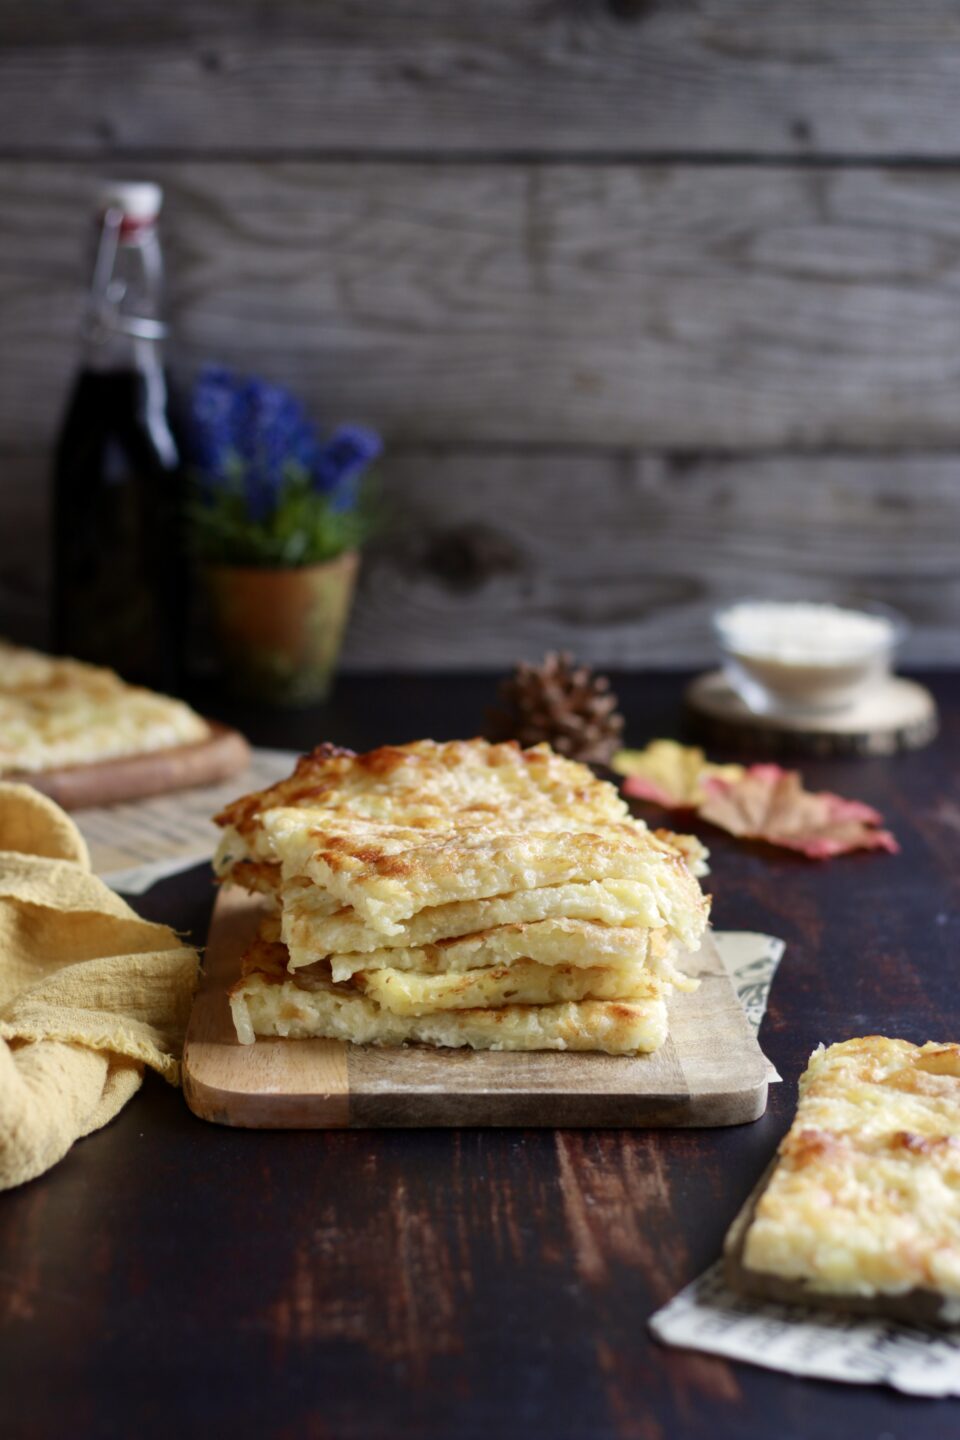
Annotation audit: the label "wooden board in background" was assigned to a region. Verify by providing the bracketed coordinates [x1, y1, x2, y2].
[12, 720, 250, 810]
[182, 887, 771, 1130]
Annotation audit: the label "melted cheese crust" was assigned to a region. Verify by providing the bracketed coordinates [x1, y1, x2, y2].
[283, 879, 706, 959]
[321, 918, 694, 983]
[266, 809, 708, 942]
[742, 1037, 960, 1299]
[0, 641, 209, 774]
[230, 936, 668, 1054]
[351, 959, 668, 1016]
[213, 737, 632, 883]
[210, 737, 699, 887]
[216, 738, 631, 848]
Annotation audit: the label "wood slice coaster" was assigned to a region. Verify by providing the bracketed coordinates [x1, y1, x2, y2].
[8, 720, 251, 810]
[686, 670, 938, 759]
[182, 888, 771, 1130]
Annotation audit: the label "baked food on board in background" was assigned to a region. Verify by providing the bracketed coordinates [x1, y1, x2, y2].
[0, 640, 209, 775]
[0, 639, 249, 808]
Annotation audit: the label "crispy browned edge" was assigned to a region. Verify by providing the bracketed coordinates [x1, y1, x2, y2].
[723, 1158, 960, 1329]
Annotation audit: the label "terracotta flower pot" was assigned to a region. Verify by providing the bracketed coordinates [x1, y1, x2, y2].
[205, 551, 359, 706]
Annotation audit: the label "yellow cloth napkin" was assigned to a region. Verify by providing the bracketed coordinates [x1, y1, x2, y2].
[0, 783, 199, 1190]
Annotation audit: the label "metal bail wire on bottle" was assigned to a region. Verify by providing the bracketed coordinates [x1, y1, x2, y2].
[86, 205, 169, 344]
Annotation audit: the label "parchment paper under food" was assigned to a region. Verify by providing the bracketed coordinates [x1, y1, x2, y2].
[651, 1260, 960, 1398]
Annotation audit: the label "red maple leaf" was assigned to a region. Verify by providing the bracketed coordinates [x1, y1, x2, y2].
[698, 764, 899, 859]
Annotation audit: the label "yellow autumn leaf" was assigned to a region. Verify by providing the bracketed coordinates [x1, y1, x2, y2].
[612, 740, 745, 809]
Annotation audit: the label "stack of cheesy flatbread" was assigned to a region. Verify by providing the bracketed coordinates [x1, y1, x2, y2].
[214, 738, 711, 1056]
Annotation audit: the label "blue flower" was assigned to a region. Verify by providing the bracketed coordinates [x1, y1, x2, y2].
[234, 378, 319, 477]
[191, 367, 322, 519]
[312, 426, 382, 512]
[190, 366, 241, 486]
[231, 377, 320, 520]
[189, 367, 381, 525]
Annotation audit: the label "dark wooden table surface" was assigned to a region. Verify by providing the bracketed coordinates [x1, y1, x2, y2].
[3, 671, 959, 1440]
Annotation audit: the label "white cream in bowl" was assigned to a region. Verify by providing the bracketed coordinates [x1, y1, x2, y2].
[714, 601, 903, 714]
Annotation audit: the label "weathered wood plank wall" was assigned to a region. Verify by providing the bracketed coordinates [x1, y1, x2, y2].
[4, 2, 960, 158]
[2, 3, 960, 667]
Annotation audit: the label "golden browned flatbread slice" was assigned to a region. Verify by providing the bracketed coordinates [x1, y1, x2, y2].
[283, 876, 708, 959]
[266, 810, 707, 941]
[215, 737, 630, 852]
[229, 934, 668, 1055]
[350, 960, 668, 1017]
[211, 736, 677, 899]
[213, 739, 710, 915]
[321, 918, 695, 986]
[724, 1036, 960, 1326]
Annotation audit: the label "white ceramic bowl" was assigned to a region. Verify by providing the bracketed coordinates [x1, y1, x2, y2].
[712, 599, 908, 716]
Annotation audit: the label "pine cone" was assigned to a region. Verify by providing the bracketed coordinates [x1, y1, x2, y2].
[485, 652, 624, 765]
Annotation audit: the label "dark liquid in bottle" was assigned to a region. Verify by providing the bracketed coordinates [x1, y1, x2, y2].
[52, 367, 184, 690]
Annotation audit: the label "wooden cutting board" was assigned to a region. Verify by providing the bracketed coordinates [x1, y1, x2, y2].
[10, 721, 250, 810]
[182, 888, 771, 1129]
